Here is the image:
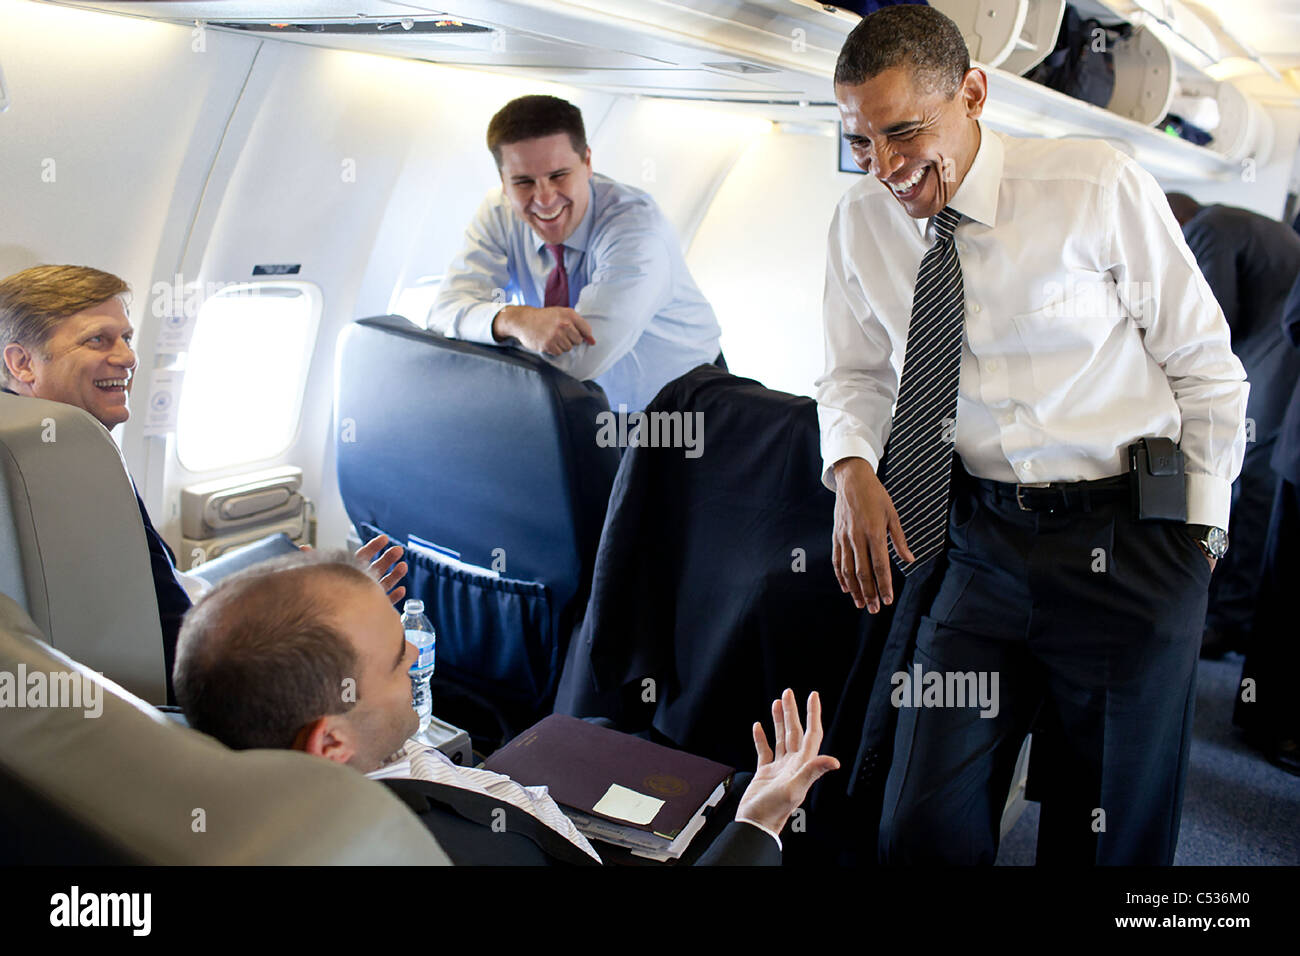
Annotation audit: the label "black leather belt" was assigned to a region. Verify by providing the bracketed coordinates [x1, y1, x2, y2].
[964, 472, 1131, 514]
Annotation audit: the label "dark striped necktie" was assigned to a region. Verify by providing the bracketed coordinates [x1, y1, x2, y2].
[882, 205, 965, 574]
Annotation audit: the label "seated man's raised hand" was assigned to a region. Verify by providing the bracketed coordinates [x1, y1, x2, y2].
[302, 534, 408, 606]
[735, 689, 840, 836]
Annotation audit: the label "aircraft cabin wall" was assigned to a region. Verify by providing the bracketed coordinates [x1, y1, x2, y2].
[3, 0, 1298, 558]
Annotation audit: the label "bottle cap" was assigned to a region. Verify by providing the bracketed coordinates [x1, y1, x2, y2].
[403, 599, 424, 615]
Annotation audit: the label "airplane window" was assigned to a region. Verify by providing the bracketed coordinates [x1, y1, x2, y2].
[389, 275, 442, 328]
[175, 282, 322, 473]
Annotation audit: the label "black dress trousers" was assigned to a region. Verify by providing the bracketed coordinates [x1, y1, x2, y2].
[878, 464, 1210, 865]
[1235, 476, 1300, 747]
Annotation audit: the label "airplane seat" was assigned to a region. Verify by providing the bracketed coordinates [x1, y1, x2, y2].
[0, 390, 167, 704]
[0, 593, 451, 864]
[334, 316, 620, 745]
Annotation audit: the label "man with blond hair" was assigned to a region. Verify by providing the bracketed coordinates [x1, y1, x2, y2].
[0, 264, 137, 428]
[0, 265, 407, 702]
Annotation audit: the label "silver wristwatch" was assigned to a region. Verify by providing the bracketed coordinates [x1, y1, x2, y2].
[1188, 524, 1228, 560]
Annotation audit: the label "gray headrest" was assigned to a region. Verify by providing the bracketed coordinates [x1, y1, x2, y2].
[0, 593, 450, 864]
[0, 392, 165, 702]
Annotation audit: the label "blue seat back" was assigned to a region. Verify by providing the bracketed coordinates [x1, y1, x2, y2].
[334, 316, 619, 712]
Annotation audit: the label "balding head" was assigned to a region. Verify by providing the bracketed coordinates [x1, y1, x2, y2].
[175, 550, 418, 770]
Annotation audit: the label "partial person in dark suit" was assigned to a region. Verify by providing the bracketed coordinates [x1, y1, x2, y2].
[173, 549, 840, 866]
[1233, 274, 1300, 774]
[0, 264, 408, 703]
[1166, 194, 1300, 658]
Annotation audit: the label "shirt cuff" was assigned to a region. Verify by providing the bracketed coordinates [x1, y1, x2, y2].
[1186, 472, 1232, 529]
[734, 816, 783, 852]
[447, 301, 505, 345]
[820, 436, 883, 491]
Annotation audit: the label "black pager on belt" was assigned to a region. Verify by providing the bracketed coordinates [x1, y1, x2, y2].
[1128, 437, 1187, 522]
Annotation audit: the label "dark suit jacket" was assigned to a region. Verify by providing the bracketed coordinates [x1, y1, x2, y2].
[379, 777, 781, 866]
[134, 487, 191, 705]
[1182, 204, 1300, 442]
[1272, 275, 1300, 485]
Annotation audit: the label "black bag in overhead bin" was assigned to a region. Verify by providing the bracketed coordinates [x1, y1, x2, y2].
[1025, 4, 1132, 108]
[1160, 113, 1214, 146]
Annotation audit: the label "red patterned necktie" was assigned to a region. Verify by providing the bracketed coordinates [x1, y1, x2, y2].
[544, 243, 569, 308]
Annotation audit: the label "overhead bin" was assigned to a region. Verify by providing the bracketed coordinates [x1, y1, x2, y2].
[999, 0, 1067, 76]
[766, 0, 1239, 176]
[1109, 24, 1176, 125]
[1077, 0, 1222, 70]
[928, 0, 1031, 70]
[1211, 77, 1275, 165]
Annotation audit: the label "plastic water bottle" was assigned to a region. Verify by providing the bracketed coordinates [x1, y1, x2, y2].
[401, 599, 436, 733]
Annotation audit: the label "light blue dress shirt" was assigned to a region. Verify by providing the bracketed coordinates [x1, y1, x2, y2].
[432, 173, 722, 411]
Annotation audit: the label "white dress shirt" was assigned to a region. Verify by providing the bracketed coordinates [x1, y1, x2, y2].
[432, 173, 722, 412]
[369, 740, 602, 862]
[816, 120, 1248, 528]
[368, 741, 783, 862]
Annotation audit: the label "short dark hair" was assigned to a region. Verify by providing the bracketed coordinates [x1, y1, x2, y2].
[0, 265, 131, 387]
[486, 95, 588, 168]
[834, 5, 970, 98]
[174, 551, 377, 751]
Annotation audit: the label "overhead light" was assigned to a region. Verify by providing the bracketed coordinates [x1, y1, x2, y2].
[1205, 57, 1260, 82]
[211, 19, 491, 36]
[703, 61, 780, 75]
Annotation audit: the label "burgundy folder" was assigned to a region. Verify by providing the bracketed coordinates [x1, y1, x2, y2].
[483, 713, 734, 837]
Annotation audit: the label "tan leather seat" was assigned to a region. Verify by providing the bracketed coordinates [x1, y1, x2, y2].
[0, 391, 165, 703]
[0, 593, 451, 864]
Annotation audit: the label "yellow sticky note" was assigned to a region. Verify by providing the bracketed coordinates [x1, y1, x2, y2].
[593, 783, 666, 826]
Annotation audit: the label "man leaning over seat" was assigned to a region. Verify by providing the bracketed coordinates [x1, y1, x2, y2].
[0, 264, 409, 703]
[431, 95, 724, 412]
